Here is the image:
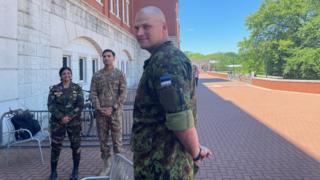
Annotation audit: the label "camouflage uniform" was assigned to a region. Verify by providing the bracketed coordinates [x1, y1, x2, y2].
[90, 68, 127, 159]
[132, 41, 198, 180]
[47, 82, 84, 163]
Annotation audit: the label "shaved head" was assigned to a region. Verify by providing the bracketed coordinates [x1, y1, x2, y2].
[134, 6, 169, 52]
[135, 6, 166, 24]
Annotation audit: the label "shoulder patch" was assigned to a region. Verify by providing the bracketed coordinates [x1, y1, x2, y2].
[160, 75, 172, 87]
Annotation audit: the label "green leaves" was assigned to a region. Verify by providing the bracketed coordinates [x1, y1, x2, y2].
[239, 0, 320, 79]
[284, 48, 320, 79]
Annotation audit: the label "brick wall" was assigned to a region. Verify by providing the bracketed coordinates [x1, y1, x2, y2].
[207, 72, 228, 80]
[252, 78, 320, 94]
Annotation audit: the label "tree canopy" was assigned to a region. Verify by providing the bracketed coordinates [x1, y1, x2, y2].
[238, 0, 320, 79]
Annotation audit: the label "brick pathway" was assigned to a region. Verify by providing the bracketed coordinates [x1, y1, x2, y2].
[1, 74, 320, 180]
[0, 144, 132, 180]
[195, 75, 320, 180]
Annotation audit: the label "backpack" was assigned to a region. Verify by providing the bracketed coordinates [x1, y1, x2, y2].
[11, 110, 41, 140]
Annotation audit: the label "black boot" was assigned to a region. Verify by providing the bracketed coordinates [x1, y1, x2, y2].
[70, 151, 80, 180]
[49, 161, 58, 180]
[70, 161, 79, 180]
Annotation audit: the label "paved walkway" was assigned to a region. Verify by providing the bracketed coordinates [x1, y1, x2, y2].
[1, 74, 320, 180]
[195, 74, 320, 180]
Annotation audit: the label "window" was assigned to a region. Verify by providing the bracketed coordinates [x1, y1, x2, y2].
[117, 59, 121, 69]
[92, 59, 98, 74]
[121, 61, 125, 73]
[126, 61, 129, 75]
[122, 0, 125, 22]
[116, 0, 120, 17]
[62, 56, 71, 67]
[109, 0, 113, 13]
[96, 0, 103, 4]
[79, 58, 86, 81]
[126, 0, 129, 25]
[120, 60, 128, 75]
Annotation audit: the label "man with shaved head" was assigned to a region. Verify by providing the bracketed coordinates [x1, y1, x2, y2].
[131, 6, 212, 179]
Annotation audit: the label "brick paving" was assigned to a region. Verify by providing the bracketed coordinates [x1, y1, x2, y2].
[195, 74, 320, 180]
[0, 144, 132, 180]
[1, 74, 320, 180]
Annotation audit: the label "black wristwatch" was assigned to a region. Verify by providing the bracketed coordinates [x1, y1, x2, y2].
[193, 147, 202, 161]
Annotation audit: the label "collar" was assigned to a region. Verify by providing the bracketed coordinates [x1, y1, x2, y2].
[143, 41, 173, 69]
[149, 41, 172, 55]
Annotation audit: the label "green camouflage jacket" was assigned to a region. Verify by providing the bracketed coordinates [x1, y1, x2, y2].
[132, 41, 197, 179]
[47, 82, 84, 126]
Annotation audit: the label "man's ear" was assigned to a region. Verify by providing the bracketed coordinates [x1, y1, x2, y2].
[162, 23, 168, 35]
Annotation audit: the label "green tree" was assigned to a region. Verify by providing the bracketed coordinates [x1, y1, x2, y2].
[284, 48, 320, 79]
[239, 0, 320, 79]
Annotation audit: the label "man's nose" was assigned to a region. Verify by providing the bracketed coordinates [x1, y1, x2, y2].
[136, 27, 144, 36]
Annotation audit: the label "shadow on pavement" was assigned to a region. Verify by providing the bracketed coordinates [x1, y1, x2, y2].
[195, 78, 320, 179]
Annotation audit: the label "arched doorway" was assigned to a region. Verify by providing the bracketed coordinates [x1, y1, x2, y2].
[62, 37, 102, 90]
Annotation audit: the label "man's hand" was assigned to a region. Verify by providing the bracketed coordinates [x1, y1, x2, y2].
[194, 145, 213, 166]
[99, 107, 113, 116]
[105, 107, 113, 116]
[62, 116, 71, 124]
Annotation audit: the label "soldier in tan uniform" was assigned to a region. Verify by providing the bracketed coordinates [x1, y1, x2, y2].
[90, 49, 127, 176]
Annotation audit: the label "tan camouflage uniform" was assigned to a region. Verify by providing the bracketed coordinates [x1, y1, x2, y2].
[90, 68, 127, 159]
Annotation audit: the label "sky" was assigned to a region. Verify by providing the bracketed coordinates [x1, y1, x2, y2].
[179, 0, 263, 55]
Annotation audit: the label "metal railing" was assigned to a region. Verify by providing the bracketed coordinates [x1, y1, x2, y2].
[1, 107, 134, 146]
[1, 89, 137, 146]
[124, 88, 137, 106]
[81, 107, 133, 139]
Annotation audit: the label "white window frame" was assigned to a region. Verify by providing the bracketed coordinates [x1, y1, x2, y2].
[126, 0, 129, 25]
[122, 0, 125, 23]
[116, 0, 120, 18]
[109, 0, 114, 14]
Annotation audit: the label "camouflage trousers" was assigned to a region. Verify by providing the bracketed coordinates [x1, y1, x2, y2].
[96, 110, 122, 159]
[50, 121, 81, 162]
[133, 148, 198, 180]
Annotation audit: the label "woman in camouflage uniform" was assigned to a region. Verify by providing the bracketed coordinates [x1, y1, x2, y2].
[47, 67, 84, 180]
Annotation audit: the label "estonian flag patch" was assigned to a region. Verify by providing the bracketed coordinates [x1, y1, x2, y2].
[160, 75, 172, 87]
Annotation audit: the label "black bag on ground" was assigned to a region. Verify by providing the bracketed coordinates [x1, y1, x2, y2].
[11, 110, 41, 140]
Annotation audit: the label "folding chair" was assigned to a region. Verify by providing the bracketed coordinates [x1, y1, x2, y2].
[81, 154, 134, 180]
[1, 110, 51, 164]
